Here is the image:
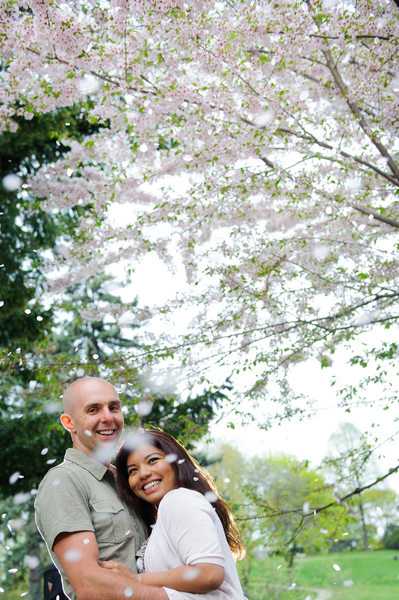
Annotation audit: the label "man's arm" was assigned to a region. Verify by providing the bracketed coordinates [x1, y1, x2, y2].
[53, 531, 167, 600]
[102, 559, 225, 593]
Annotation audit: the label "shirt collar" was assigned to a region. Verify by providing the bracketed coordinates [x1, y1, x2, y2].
[65, 447, 113, 481]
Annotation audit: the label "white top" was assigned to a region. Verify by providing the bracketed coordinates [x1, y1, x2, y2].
[144, 488, 247, 600]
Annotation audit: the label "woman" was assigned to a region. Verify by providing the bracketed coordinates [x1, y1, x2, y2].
[102, 428, 247, 599]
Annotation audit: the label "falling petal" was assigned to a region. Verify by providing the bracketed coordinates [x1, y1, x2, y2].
[79, 74, 100, 95]
[124, 431, 152, 451]
[124, 588, 133, 597]
[9, 472, 21, 485]
[85, 430, 93, 437]
[333, 564, 341, 571]
[302, 502, 310, 514]
[64, 550, 82, 562]
[253, 109, 274, 128]
[183, 567, 199, 581]
[42, 402, 61, 414]
[165, 453, 177, 464]
[83, 538, 90, 545]
[8, 569, 18, 574]
[312, 245, 330, 261]
[25, 556, 40, 569]
[2, 174, 21, 191]
[205, 491, 218, 503]
[193, 477, 199, 481]
[41, 448, 49, 455]
[13, 492, 31, 504]
[93, 443, 117, 464]
[46, 458, 57, 465]
[178, 459, 185, 464]
[135, 400, 153, 416]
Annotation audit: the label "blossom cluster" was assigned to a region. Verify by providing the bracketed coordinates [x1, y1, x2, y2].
[1, 0, 398, 396]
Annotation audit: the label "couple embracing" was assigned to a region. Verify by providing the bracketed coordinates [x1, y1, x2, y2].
[35, 377, 247, 600]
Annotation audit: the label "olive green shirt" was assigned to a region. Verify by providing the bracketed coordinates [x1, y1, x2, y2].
[35, 448, 146, 600]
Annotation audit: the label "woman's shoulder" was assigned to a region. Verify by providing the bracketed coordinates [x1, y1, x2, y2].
[157, 488, 217, 531]
[159, 487, 212, 513]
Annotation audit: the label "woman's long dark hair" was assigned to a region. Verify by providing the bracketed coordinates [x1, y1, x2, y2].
[115, 427, 245, 559]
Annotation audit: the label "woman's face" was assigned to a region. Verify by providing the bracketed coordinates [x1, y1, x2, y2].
[126, 443, 178, 505]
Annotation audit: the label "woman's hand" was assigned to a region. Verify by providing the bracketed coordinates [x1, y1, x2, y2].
[100, 560, 137, 580]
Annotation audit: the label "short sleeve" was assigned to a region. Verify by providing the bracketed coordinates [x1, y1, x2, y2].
[158, 489, 225, 567]
[35, 466, 94, 550]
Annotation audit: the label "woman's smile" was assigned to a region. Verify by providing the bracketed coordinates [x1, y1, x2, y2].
[127, 444, 178, 505]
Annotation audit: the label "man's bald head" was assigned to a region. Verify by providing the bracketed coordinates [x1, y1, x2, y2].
[60, 377, 123, 457]
[62, 377, 118, 415]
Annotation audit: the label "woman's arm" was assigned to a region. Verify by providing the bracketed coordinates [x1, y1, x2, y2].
[101, 560, 225, 593]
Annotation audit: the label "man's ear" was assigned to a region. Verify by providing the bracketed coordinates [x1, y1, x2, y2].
[60, 413, 74, 433]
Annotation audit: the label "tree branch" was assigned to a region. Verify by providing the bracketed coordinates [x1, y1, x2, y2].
[236, 464, 399, 522]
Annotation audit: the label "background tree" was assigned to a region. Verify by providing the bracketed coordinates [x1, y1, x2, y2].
[242, 454, 347, 568]
[383, 524, 399, 550]
[324, 422, 392, 551]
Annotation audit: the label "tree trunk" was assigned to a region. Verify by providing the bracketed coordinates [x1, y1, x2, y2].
[287, 542, 297, 569]
[358, 494, 369, 551]
[28, 541, 42, 600]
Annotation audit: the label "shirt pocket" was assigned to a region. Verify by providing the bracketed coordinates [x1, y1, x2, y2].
[91, 500, 130, 545]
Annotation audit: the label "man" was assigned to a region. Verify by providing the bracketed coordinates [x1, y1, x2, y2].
[35, 376, 167, 600]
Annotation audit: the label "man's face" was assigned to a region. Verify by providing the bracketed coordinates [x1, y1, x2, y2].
[63, 379, 124, 457]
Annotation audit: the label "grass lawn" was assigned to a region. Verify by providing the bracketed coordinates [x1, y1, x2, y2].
[242, 550, 399, 600]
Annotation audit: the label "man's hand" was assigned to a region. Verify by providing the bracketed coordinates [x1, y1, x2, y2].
[100, 560, 137, 579]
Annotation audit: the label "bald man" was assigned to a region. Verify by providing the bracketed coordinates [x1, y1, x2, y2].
[35, 377, 167, 600]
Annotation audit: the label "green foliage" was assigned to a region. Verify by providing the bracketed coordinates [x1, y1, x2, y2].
[0, 413, 69, 496]
[0, 107, 100, 352]
[244, 454, 344, 563]
[52, 273, 142, 362]
[383, 524, 399, 550]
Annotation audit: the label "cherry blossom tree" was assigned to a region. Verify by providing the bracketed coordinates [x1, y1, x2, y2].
[1, 1, 398, 427]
